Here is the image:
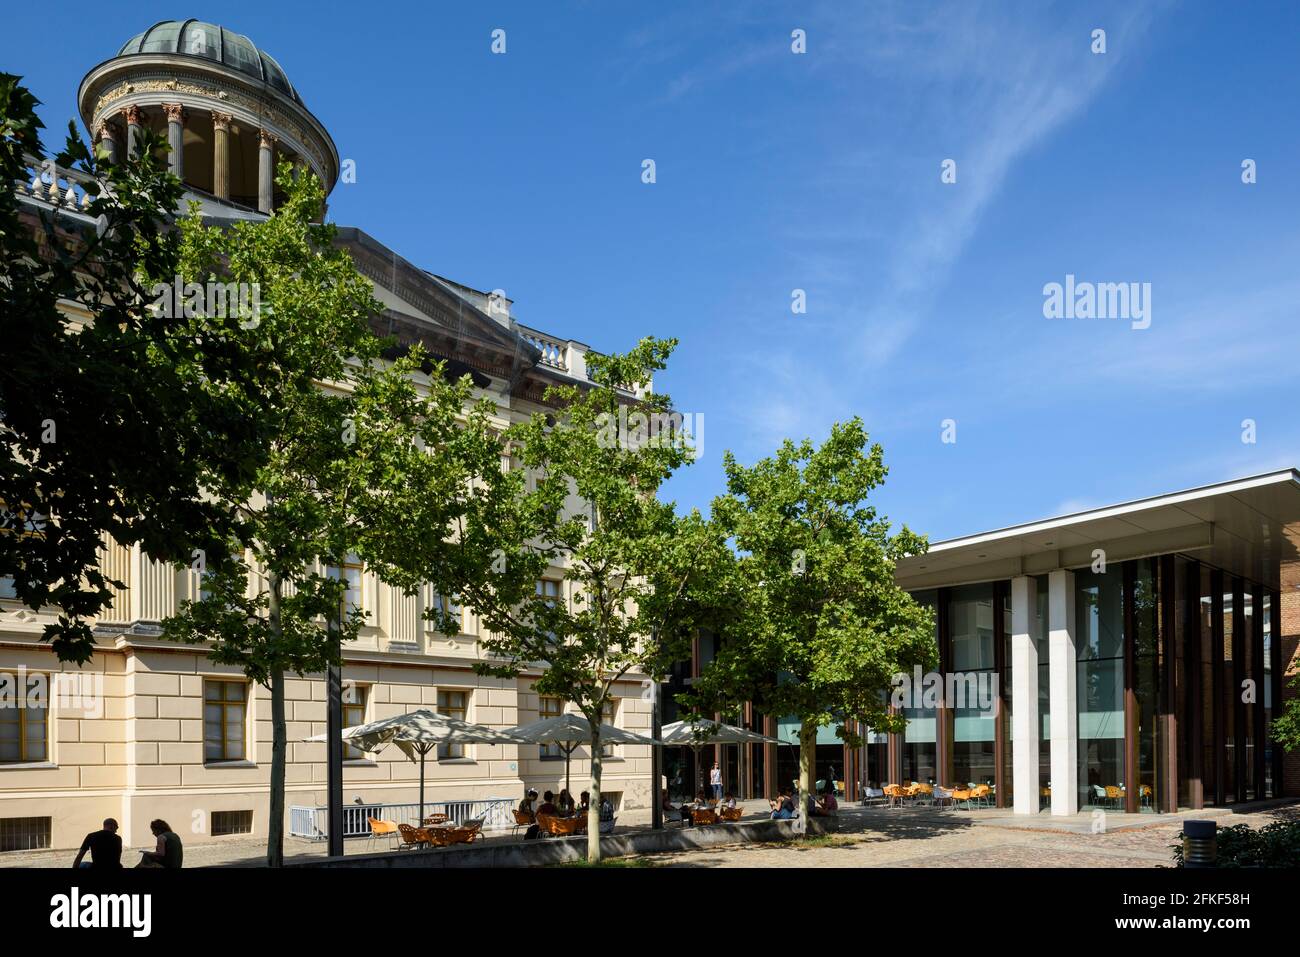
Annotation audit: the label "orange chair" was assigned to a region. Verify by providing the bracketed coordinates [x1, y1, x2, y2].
[512, 808, 535, 838]
[397, 823, 433, 849]
[367, 817, 399, 852]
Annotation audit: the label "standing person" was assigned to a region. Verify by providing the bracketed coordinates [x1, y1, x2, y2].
[710, 762, 723, 801]
[72, 819, 122, 870]
[136, 819, 183, 868]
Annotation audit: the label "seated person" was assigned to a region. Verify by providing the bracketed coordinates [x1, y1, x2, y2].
[524, 791, 559, 839]
[812, 784, 839, 817]
[73, 818, 123, 870]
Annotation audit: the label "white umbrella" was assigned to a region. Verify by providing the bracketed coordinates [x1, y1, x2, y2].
[660, 719, 781, 798]
[507, 713, 659, 797]
[306, 709, 530, 822]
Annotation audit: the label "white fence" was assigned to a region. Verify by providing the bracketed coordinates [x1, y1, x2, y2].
[289, 798, 515, 840]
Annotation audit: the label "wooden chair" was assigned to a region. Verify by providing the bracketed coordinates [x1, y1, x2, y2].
[367, 817, 399, 851]
[690, 807, 718, 826]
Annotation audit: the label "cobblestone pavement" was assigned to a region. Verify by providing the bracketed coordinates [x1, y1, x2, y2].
[644, 804, 1299, 869]
[4, 801, 1293, 869]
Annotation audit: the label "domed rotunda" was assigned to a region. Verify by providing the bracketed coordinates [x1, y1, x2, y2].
[77, 19, 339, 216]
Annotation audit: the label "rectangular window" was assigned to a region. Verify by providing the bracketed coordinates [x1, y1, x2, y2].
[430, 591, 462, 635]
[343, 684, 368, 761]
[0, 673, 47, 763]
[601, 698, 618, 758]
[539, 695, 562, 759]
[204, 680, 247, 762]
[437, 689, 468, 759]
[211, 810, 253, 836]
[0, 816, 50, 852]
[328, 555, 365, 622]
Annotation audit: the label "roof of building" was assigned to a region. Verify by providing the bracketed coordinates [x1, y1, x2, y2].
[115, 20, 302, 105]
[895, 469, 1300, 591]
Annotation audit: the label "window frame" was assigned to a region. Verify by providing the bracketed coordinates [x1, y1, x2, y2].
[203, 679, 248, 764]
[0, 672, 48, 765]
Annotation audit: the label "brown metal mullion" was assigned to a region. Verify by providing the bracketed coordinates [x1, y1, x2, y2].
[1185, 560, 1204, 809]
[1271, 588, 1284, 797]
[1252, 581, 1266, 799]
[1123, 562, 1139, 813]
[1210, 572, 1225, 805]
[1232, 578, 1246, 802]
[935, 588, 951, 788]
[993, 580, 1008, 808]
[1159, 555, 1179, 812]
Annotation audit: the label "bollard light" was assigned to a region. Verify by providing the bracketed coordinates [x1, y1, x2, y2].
[1182, 819, 1217, 868]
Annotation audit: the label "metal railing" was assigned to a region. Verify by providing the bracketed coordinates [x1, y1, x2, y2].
[289, 797, 516, 841]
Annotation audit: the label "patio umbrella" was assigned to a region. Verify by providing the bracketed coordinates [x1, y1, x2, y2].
[507, 713, 659, 798]
[306, 709, 530, 823]
[660, 719, 782, 797]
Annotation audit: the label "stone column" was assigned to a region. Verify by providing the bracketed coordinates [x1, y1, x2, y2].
[1048, 568, 1078, 816]
[96, 121, 119, 165]
[211, 112, 232, 201]
[257, 128, 275, 213]
[163, 103, 185, 180]
[1010, 575, 1039, 815]
[123, 105, 143, 159]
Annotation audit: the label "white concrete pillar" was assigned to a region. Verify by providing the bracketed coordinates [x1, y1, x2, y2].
[1048, 568, 1078, 815]
[1011, 575, 1039, 815]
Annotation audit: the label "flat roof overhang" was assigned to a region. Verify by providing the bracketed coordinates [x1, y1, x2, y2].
[895, 469, 1300, 592]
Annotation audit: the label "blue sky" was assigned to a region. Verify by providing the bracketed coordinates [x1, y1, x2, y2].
[7, 1, 1299, 544]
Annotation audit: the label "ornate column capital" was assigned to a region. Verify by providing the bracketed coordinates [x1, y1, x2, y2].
[122, 104, 143, 126]
[258, 128, 277, 149]
[211, 111, 233, 132]
[162, 102, 186, 123]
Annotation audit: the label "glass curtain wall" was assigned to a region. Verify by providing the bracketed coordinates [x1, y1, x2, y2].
[948, 584, 997, 788]
[1076, 569, 1125, 810]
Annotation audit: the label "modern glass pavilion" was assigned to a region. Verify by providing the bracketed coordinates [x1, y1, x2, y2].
[892, 469, 1300, 815]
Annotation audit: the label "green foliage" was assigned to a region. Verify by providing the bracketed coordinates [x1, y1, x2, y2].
[1171, 819, 1300, 868]
[0, 74, 267, 663]
[689, 418, 936, 745]
[1271, 672, 1300, 752]
[157, 165, 496, 865]
[441, 337, 732, 858]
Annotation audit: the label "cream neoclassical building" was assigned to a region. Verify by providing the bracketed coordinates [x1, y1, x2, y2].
[2, 20, 652, 854]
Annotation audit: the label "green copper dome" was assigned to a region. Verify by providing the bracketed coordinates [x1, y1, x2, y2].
[116, 20, 302, 105]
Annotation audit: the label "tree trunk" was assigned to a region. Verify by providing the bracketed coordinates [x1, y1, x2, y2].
[587, 723, 602, 862]
[797, 718, 817, 835]
[267, 571, 286, 868]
